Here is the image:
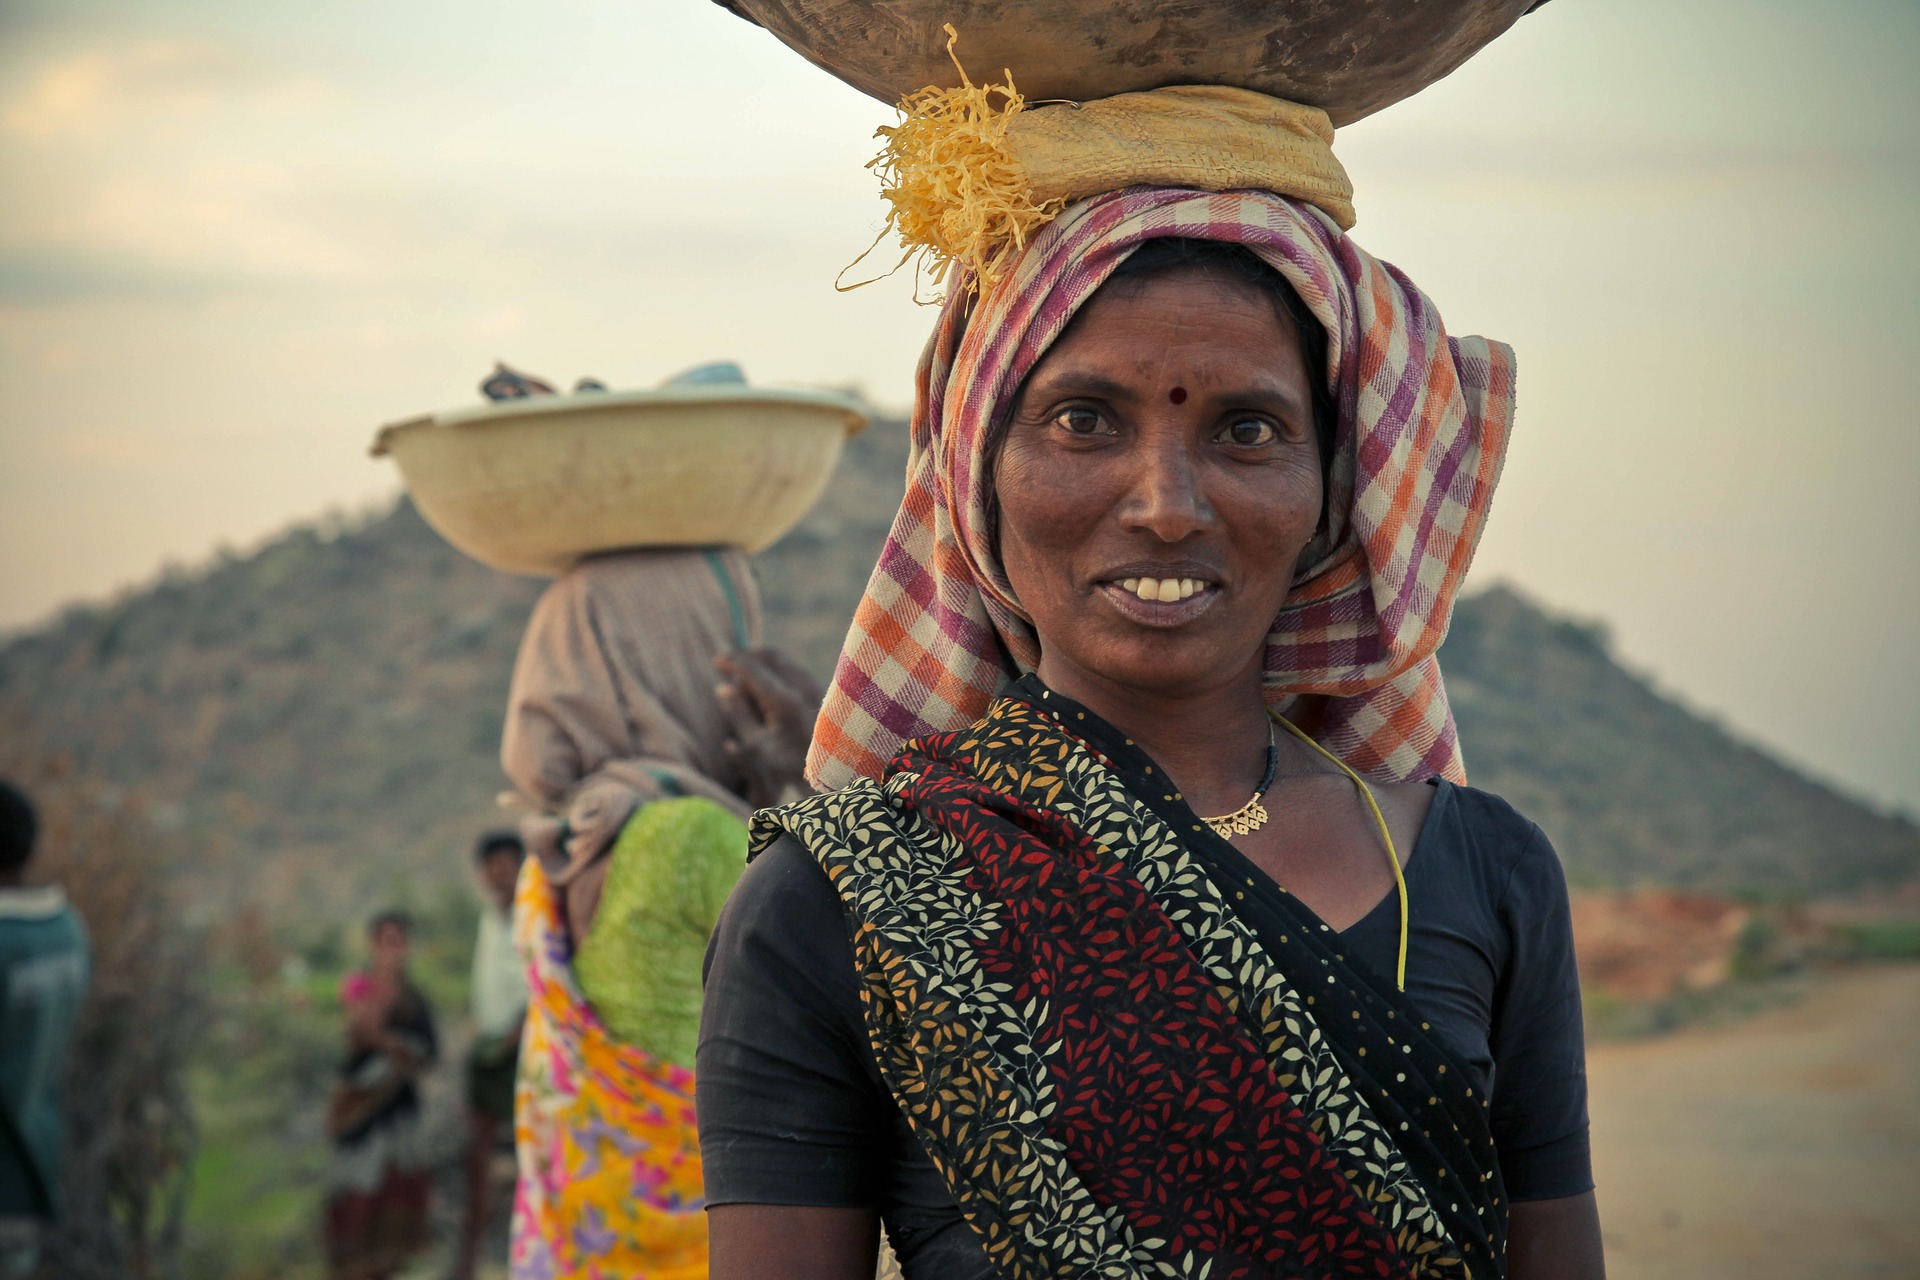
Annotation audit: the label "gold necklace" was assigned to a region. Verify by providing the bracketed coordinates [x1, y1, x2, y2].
[1200, 721, 1279, 840]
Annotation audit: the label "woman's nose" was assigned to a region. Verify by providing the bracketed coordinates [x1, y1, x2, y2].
[1120, 435, 1215, 543]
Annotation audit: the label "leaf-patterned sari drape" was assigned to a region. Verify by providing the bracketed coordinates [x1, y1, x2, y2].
[756, 677, 1506, 1280]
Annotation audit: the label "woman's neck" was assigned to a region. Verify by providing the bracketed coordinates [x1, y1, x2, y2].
[1033, 657, 1278, 815]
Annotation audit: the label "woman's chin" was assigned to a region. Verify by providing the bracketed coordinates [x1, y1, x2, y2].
[1058, 633, 1260, 704]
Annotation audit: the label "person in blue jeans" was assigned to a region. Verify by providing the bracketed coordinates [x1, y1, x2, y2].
[0, 779, 90, 1280]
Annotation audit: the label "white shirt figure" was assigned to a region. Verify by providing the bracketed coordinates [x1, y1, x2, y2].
[470, 904, 527, 1041]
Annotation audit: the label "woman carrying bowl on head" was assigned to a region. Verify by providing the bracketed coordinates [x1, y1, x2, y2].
[695, 70, 1604, 1280]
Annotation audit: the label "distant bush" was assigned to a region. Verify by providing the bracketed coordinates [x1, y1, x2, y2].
[1728, 913, 1805, 981]
[1836, 919, 1920, 961]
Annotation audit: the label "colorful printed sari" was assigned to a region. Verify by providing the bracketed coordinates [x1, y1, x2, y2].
[759, 677, 1505, 1280]
[510, 860, 708, 1280]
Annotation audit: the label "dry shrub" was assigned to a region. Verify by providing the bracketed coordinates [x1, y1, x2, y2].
[0, 727, 203, 1280]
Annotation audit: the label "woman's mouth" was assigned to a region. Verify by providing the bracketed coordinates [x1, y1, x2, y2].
[1099, 574, 1220, 626]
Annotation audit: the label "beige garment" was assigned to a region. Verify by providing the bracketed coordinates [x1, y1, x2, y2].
[1011, 85, 1354, 230]
[500, 547, 763, 887]
[867, 74, 1354, 289]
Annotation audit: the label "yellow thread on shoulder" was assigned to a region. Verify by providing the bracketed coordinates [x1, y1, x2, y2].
[1272, 713, 1411, 991]
[838, 24, 1064, 297]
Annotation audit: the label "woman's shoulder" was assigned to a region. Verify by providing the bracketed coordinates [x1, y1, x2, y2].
[1421, 779, 1565, 898]
[1436, 778, 1548, 839]
[701, 833, 876, 1090]
[730, 832, 841, 916]
[707, 833, 857, 987]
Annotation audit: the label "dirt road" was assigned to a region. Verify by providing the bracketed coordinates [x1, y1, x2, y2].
[1588, 963, 1920, 1279]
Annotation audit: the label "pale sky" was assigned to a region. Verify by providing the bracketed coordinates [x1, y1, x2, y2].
[1, 0, 1916, 815]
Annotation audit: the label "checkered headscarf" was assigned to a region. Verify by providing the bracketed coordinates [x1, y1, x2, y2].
[808, 186, 1514, 789]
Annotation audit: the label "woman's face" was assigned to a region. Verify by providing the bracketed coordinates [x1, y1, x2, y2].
[995, 266, 1324, 703]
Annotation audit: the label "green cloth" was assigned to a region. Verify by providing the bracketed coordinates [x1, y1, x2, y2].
[574, 797, 747, 1066]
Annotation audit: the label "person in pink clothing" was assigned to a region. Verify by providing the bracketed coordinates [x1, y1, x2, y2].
[325, 910, 437, 1280]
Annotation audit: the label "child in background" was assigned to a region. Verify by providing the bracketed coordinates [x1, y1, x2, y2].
[325, 910, 437, 1280]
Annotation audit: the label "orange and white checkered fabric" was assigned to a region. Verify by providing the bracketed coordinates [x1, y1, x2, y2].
[808, 187, 1514, 788]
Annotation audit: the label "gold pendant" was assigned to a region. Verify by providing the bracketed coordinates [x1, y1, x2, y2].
[1203, 797, 1268, 841]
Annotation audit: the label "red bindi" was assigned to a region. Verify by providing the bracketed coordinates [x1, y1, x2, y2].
[1168, 386, 1188, 404]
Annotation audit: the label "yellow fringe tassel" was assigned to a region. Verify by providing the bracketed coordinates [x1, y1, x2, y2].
[840, 25, 1064, 297]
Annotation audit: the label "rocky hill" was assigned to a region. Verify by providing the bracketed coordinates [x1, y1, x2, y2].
[2, 411, 1913, 922]
[1440, 589, 1918, 890]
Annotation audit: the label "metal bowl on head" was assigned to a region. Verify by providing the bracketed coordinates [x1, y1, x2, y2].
[712, 0, 1544, 127]
[371, 382, 868, 576]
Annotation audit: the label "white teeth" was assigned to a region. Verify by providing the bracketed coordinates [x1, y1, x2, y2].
[1118, 576, 1209, 603]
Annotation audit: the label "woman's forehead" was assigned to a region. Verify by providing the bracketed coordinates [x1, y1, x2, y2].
[1026, 277, 1310, 390]
[1061, 265, 1296, 339]
[1023, 359, 1311, 420]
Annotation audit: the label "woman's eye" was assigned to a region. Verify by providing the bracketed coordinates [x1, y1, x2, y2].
[1052, 406, 1108, 435]
[1221, 417, 1279, 446]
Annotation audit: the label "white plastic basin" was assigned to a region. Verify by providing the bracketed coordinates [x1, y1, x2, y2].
[371, 385, 869, 576]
